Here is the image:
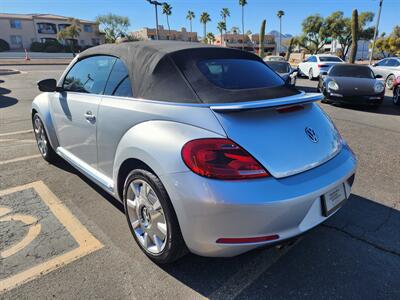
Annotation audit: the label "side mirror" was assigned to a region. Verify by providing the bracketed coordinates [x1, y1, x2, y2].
[37, 79, 58, 92]
[375, 74, 383, 79]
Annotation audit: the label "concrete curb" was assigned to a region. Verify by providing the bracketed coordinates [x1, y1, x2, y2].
[0, 69, 20, 75]
[0, 59, 71, 66]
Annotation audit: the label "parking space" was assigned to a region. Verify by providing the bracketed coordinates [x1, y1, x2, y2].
[0, 66, 399, 299]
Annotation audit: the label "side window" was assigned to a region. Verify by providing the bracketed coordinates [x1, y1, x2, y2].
[309, 56, 317, 62]
[104, 58, 133, 97]
[63, 56, 116, 94]
[386, 59, 398, 67]
[376, 59, 387, 67]
[393, 60, 400, 67]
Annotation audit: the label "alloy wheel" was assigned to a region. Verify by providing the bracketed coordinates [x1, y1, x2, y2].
[126, 179, 167, 255]
[394, 88, 400, 105]
[34, 116, 48, 157]
[386, 75, 395, 90]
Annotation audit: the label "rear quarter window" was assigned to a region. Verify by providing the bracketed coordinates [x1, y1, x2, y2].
[197, 59, 284, 90]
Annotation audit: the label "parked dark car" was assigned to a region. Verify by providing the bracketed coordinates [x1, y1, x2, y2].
[393, 76, 400, 105]
[265, 61, 298, 86]
[318, 64, 385, 107]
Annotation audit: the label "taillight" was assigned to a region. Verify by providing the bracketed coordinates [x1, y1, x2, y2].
[181, 138, 269, 179]
[317, 64, 327, 68]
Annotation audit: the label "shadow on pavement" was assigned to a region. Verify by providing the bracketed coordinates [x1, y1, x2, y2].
[0, 94, 18, 108]
[52, 157, 400, 299]
[0, 87, 11, 95]
[163, 195, 400, 299]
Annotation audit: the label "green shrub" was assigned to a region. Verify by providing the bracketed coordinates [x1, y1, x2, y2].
[43, 40, 63, 52]
[0, 39, 10, 52]
[30, 42, 45, 52]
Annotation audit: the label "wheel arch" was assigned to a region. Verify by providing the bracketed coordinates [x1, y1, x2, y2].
[31, 94, 59, 150]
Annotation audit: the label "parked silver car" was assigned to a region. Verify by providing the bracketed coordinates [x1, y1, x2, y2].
[370, 57, 400, 89]
[265, 60, 298, 86]
[32, 42, 357, 263]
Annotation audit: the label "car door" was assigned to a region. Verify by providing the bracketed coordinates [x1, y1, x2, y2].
[372, 58, 389, 78]
[299, 56, 311, 75]
[51, 55, 116, 168]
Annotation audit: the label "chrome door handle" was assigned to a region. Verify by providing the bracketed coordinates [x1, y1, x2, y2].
[84, 111, 96, 122]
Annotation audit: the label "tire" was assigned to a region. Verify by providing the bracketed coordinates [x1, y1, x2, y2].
[386, 74, 395, 90]
[393, 87, 400, 105]
[32, 113, 58, 163]
[308, 68, 314, 80]
[123, 169, 187, 264]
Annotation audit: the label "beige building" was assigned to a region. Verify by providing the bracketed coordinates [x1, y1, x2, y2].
[214, 33, 275, 53]
[131, 25, 197, 42]
[0, 13, 105, 50]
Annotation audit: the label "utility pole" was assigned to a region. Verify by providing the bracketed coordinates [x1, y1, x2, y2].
[145, 0, 167, 40]
[369, 0, 383, 65]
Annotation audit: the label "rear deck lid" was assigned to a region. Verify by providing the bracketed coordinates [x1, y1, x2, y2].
[212, 102, 342, 178]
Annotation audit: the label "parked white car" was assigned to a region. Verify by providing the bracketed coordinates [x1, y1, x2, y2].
[370, 57, 400, 90]
[298, 55, 344, 80]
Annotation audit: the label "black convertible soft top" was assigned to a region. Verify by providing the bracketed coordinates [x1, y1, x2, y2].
[79, 41, 300, 103]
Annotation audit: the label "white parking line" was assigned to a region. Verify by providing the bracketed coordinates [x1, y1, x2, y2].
[0, 154, 41, 166]
[0, 129, 33, 137]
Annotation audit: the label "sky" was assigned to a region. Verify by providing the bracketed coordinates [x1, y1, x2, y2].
[1, 0, 399, 37]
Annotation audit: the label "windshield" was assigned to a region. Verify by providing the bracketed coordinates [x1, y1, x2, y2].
[266, 62, 291, 73]
[329, 65, 375, 78]
[197, 59, 284, 90]
[319, 56, 342, 62]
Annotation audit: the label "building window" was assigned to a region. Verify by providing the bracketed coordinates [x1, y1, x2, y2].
[10, 35, 23, 47]
[150, 35, 155, 40]
[37, 23, 57, 34]
[10, 19, 22, 29]
[40, 38, 57, 43]
[91, 38, 100, 46]
[84, 25, 93, 32]
[80, 40, 85, 46]
[58, 24, 70, 31]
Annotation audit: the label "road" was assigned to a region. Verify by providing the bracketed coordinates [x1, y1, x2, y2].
[0, 65, 399, 299]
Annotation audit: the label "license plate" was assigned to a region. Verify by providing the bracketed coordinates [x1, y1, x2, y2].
[321, 183, 347, 217]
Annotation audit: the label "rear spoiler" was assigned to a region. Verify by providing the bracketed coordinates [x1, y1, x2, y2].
[209, 92, 323, 112]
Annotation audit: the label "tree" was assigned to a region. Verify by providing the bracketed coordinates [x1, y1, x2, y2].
[200, 12, 211, 42]
[325, 11, 374, 60]
[259, 19, 266, 57]
[375, 26, 400, 57]
[207, 32, 216, 44]
[277, 10, 285, 54]
[349, 9, 359, 63]
[57, 18, 81, 55]
[162, 3, 172, 38]
[96, 13, 130, 43]
[239, 0, 247, 50]
[217, 21, 226, 46]
[220, 8, 230, 42]
[297, 14, 329, 54]
[186, 10, 195, 34]
[285, 37, 295, 61]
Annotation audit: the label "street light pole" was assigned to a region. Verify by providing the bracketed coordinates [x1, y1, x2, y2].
[369, 0, 383, 65]
[145, 0, 167, 40]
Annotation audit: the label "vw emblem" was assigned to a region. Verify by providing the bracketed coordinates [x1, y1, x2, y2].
[305, 127, 318, 143]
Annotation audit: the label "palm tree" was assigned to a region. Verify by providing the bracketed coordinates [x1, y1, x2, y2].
[200, 12, 211, 43]
[220, 8, 230, 42]
[207, 32, 215, 45]
[277, 10, 285, 54]
[162, 3, 172, 39]
[186, 10, 195, 35]
[57, 18, 81, 56]
[217, 21, 226, 46]
[239, 0, 247, 50]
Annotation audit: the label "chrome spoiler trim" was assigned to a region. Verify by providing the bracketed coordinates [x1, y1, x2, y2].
[209, 92, 323, 112]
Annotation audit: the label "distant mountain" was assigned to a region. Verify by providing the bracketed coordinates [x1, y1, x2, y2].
[268, 30, 293, 39]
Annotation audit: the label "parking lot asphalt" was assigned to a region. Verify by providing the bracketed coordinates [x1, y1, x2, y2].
[0, 65, 399, 299]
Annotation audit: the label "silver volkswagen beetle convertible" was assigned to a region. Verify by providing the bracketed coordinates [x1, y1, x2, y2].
[32, 41, 357, 263]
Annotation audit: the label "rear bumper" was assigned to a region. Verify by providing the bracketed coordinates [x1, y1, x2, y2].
[160, 144, 357, 257]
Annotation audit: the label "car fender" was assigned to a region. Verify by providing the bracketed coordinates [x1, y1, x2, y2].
[112, 120, 225, 197]
[31, 93, 59, 149]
